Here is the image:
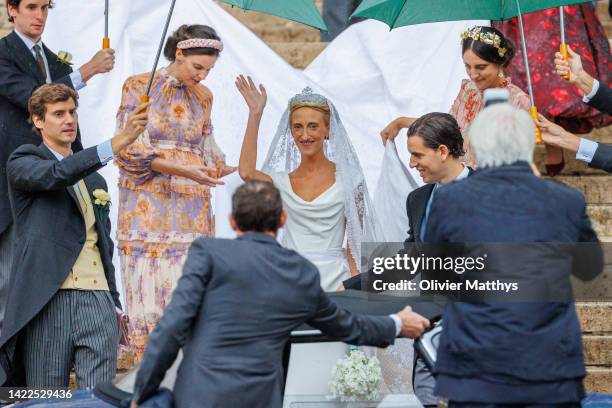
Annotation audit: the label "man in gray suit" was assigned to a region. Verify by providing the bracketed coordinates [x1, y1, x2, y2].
[0, 83, 147, 387]
[130, 180, 431, 408]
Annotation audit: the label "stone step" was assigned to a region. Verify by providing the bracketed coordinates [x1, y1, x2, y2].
[584, 335, 612, 366]
[247, 23, 321, 43]
[588, 204, 612, 238]
[585, 366, 612, 394]
[267, 42, 327, 69]
[577, 302, 612, 333]
[553, 176, 612, 205]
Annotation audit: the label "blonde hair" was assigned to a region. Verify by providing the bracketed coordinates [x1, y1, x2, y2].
[289, 104, 330, 127]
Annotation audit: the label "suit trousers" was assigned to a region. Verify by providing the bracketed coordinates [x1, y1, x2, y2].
[24, 289, 118, 388]
[413, 353, 438, 407]
[0, 224, 14, 335]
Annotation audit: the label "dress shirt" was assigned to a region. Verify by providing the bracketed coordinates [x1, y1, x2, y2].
[582, 78, 599, 104]
[14, 29, 85, 90]
[45, 140, 113, 165]
[576, 138, 599, 164]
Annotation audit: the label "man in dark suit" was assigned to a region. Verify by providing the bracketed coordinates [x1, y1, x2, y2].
[342, 112, 469, 406]
[427, 104, 603, 407]
[0, 0, 116, 330]
[402, 112, 470, 407]
[0, 83, 148, 387]
[130, 179, 431, 408]
[542, 45, 611, 173]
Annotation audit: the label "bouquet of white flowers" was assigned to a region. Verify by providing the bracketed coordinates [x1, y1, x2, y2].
[329, 349, 382, 401]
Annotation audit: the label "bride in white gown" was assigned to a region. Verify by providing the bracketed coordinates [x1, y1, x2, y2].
[235, 75, 381, 292]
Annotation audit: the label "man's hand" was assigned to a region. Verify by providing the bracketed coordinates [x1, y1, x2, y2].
[79, 48, 116, 82]
[129, 401, 138, 408]
[397, 306, 430, 338]
[111, 103, 149, 154]
[554, 46, 582, 84]
[554, 46, 595, 95]
[535, 114, 580, 153]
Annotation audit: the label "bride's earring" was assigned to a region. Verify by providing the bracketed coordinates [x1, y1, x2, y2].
[498, 69, 504, 78]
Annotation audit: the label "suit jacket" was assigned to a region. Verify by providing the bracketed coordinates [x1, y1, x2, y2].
[587, 82, 612, 116]
[426, 162, 603, 402]
[0, 144, 120, 386]
[0, 31, 83, 235]
[133, 234, 397, 408]
[590, 142, 612, 173]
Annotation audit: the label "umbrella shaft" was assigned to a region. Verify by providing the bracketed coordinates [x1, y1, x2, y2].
[145, 0, 177, 96]
[559, 7, 565, 44]
[515, 0, 534, 106]
[104, 0, 109, 37]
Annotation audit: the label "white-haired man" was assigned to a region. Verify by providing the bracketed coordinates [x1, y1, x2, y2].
[423, 104, 603, 407]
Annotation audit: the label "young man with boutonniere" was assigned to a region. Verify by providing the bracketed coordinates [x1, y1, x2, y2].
[0, 83, 148, 388]
[0, 0, 118, 333]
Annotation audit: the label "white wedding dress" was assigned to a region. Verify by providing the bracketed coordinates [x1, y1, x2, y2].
[270, 172, 349, 292]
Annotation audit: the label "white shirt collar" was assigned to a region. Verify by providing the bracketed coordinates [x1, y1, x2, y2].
[14, 29, 42, 52]
[456, 165, 470, 181]
[44, 143, 70, 161]
[435, 165, 469, 189]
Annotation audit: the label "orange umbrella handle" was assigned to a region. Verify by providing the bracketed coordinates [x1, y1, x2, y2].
[530, 106, 542, 145]
[140, 95, 149, 104]
[559, 44, 569, 81]
[103, 37, 110, 49]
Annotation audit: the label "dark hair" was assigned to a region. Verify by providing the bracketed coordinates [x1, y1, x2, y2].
[28, 83, 78, 136]
[232, 180, 283, 233]
[163, 24, 221, 61]
[408, 112, 464, 158]
[7, 0, 54, 22]
[461, 26, 515, 68]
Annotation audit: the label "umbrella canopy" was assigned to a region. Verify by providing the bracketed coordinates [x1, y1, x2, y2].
[351, 0, 590, 28]
[220, 0, 327, 31]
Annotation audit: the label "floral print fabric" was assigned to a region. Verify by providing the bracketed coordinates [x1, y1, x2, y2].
[115, 69, 225, 361]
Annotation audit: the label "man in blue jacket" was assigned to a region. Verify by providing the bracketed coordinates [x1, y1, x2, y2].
[426, 104, 603, 407]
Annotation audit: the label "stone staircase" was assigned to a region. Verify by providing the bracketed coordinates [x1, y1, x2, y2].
[1, 0, 610, 394]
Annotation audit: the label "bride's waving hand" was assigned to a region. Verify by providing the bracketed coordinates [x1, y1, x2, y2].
[236, 75, 272, 182]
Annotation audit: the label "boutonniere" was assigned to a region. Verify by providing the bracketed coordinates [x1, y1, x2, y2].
[92, 189, 111, 218]
[57, 50, 73, 66]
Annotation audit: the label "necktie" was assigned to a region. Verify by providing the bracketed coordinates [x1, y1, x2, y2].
[33, 44, 47, 82]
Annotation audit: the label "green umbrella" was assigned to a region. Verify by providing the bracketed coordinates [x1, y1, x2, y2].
[140, 0, 327, 102]
[351, 0, 589, 28]
[221, 0, 328, 31]
[351, 0, 591, 143]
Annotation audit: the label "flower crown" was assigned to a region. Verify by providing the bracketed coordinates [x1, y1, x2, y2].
[461, 26, 507, 58]
[288, 87, 329, 110]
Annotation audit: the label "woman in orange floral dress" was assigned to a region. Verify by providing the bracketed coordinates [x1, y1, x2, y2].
[115, 24, 234, 361]
[381, 26, 563, 174]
